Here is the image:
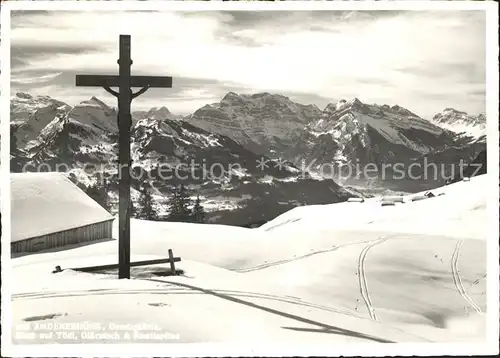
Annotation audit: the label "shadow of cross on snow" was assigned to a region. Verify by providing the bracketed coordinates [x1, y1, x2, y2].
[145, 279, 394, 343]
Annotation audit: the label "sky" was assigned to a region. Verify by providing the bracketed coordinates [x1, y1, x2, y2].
[10, 10, 486, 119]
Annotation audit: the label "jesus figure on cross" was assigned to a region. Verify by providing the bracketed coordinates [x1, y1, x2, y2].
[76, 34, 173, 279]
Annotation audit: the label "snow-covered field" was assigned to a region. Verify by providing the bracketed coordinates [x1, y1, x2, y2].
[7, 175, 496, 354]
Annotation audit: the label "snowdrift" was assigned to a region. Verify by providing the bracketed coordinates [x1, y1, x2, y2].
[260, 174, 488, 239]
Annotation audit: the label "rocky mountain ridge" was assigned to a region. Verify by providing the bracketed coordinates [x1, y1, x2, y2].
[432, 107, 486, 138]
[10, 92, 353, 226]
[10, 91, 485, 223]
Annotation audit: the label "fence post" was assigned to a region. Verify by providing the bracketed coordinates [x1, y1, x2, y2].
[168, 249, 176, 275]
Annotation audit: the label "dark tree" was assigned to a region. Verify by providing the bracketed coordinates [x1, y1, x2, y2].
[166, 184, 193, 222]
[10, 127, 18, 154]
[191, 195, 206, 224]
[137, 187, 158, 220]
[85, 183, 110, 212]
[10, 126, 24, 173]
[131, 199, 139, 218]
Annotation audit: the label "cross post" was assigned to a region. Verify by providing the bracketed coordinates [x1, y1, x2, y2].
[76, 35, 173, 279]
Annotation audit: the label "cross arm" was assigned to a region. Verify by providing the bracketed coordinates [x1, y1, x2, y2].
[75, 75, 173, 88]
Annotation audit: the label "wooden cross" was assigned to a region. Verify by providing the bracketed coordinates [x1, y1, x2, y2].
[75, 35, 173, 279]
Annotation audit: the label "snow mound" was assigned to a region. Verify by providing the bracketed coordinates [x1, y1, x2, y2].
[260, 174, 488, 240]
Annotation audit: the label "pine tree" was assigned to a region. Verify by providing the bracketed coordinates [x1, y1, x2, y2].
[10, 127, 23, 172]
[101, 178, 111, 213]
[166, 184, 193, 222]
[11, 127, 18, 155]
[131, 198, 139, 218]
[85, 183, 109, 212]
[191, 195, 206, 223]
[131, 186, 140, 218]
[138, 187, 158, 220]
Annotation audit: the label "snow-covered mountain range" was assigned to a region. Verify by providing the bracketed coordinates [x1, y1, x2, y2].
[187, 92, 322, 156]
[10, 91, 486, 225]
[432, 108, 486, 138]
[10, 93, 353, 226]
[186, 93, 485, 191]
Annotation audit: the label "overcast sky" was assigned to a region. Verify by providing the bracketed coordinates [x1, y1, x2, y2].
[10, 10, 486, 118]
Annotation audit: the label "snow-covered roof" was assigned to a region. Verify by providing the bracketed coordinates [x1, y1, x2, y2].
[11, 172, 115, 242]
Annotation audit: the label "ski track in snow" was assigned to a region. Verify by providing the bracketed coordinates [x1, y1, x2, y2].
[12, 286, 365, 321]
[235, 238, 383, 273]
[451, 239, 483, 314]
[13, 238, 395, 323]
[357, 236, 392, 322]
[235, 245, 341, 273]
[264, 218, 301, 232]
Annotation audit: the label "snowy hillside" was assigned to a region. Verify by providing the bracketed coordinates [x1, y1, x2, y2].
[432, 108, 487, 139]
[11, 175, 490, 346]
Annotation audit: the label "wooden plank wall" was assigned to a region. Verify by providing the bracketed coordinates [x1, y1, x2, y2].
[11, 220, 114, 253]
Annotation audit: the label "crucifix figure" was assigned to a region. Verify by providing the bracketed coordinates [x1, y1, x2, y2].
[76, 35, 173, 279]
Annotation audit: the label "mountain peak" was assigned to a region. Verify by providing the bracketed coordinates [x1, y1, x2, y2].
[390, 104, 418, 117]
[349, 97, 363, 106]
[15, 92, 33, 100]
[442, 108, 467, 115]
[145, 106, 176, 121]
[251, 92, 272, 98]
[221, 91, 293, 105]
[431, 108, 486, 138]
[325, 98, 363, 112]
[148, 106, 171, 114]
[433, 108, 469, 121]
[79, 96, 112, 110]
[222, 92, 241, 101]
[324, 102, 338, 112]
[250, 92, 282, 99]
